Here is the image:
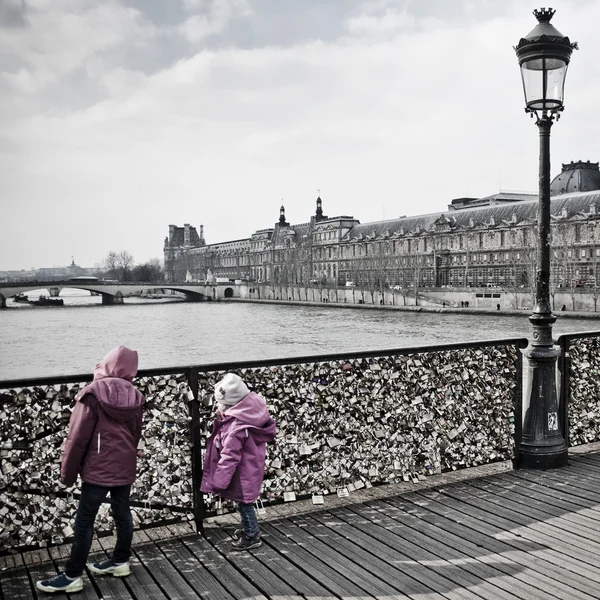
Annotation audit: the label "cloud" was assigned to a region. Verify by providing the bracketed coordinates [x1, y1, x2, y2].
[0, 0, 27, 28]
[1, 0, 600, 271]
[178, 0, 251, 43]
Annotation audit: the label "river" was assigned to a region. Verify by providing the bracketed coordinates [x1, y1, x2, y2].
[2, 291, 600, 380]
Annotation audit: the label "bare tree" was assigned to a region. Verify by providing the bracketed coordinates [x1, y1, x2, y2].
[105, 251, 120, 278]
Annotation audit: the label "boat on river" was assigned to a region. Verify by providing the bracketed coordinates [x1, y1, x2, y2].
[13, 293, 30, 304]
[30, 295, 64, 307]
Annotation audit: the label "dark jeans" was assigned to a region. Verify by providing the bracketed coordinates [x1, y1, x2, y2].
[65, 482, 133, 578]
[237, 502, 259, 538]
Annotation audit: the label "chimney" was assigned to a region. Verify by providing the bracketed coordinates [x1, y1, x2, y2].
[199, 224, 205, 244]
[184, 223, 191, 246]
[169, 224, 176, 243]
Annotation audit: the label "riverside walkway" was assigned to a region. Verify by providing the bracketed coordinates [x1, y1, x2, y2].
[3, 447, 600, 600]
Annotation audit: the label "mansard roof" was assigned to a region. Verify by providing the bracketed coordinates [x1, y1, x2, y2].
[170, 225, 203, 247]
[344, 190, 600, 240]
[271, 221, 311, 246]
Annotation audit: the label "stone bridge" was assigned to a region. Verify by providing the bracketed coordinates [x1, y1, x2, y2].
[0, 281, 245, 307]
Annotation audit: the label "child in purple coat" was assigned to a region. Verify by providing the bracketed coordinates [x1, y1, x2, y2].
[201, 373, 276, 550]
[36, 346, 144, 594]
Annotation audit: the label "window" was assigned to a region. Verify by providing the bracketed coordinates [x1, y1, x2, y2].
[479, 233, 483, 248]
[581, 249, 587, 258]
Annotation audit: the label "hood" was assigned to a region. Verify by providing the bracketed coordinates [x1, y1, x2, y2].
[94, 345, 138, 382]
[224, 392, 276, 442]
[76, 346, 143, 420]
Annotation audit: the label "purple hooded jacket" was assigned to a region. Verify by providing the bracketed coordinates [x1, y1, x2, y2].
[60, 346, 145, 487]
[200, 391, 276, 503]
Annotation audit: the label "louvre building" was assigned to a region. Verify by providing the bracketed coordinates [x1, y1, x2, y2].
[164, 160, 600, 293]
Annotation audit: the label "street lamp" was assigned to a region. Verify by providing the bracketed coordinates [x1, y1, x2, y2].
[514, 8, 577, 468]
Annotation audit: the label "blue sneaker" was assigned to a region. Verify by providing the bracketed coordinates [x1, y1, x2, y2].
[36, 572, 83, 593]
[87, 559, 131, 577]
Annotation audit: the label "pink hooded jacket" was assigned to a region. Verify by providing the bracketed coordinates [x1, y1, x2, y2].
[60, 346, 144, 487]
[201, 391, 276, 503]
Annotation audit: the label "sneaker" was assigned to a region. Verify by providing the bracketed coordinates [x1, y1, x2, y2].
[36, 573, 83, 594]
[87, 559, 131, 577]
[231, 533, 262, 551]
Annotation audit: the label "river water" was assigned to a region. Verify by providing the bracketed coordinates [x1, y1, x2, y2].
[2, 291, 600, 380]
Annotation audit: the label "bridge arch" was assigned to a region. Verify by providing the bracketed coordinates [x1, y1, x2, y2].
[224, 287, 234, 299]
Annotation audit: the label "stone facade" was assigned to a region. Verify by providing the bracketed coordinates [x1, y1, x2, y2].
[164, 162, 600, 295]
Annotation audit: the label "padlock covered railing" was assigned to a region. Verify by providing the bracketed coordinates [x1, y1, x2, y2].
[1, 336, 529, 553]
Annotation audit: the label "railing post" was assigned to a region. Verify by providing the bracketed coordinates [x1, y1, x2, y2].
[187, 368, 205, 535]
[557, 336, 570, 448]
[513, 342, 524, 465]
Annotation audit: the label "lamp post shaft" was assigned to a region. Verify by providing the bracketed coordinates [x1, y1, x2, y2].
[517, 114, 568, 469]
[535, 117, 553, 323]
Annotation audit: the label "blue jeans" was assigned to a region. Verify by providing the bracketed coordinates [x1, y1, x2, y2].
[65, 482, 133, 578]
[237, 502, 259, 538]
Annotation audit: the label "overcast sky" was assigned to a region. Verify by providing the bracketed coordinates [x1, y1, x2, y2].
[1, 0, 599, 271]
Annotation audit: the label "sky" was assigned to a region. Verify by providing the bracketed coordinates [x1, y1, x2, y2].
[1, 0, 600, 271]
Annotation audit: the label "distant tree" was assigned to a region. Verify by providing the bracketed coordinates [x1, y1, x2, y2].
[105, 251, 119, 278]
[131, 258, 164, 283]
[105, 250, 135, 281]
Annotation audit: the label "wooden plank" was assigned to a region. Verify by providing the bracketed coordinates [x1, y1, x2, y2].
[97, 533, 167, 600]
[0, 554, 33, 600]
[488, 470, 600, 514]
[460, 480, 600, 550]
[466, 477, 600, 532]
[203, 527, 304, 600]
[301, 511, 452, 600]
[200, 524, 334, 600]
[309, 508, 486, 600]
[157, 537, 237, 600]
[508, 465, 600, 501]
[409, 489, 600, 600]
[260, 521, 376, 599]
[129, 530, 201, 600]
[398, 490, 600, 600]
[268, 517, 398, 599]
[415, 484, 600, 585]
[329, 502, 507, 600]
[341, 502, 531, 600]
[437, 482, 600, 563]
[180, 534, 271, 600]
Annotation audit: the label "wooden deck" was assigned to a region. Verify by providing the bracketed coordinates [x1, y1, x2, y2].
[3, 451, 600, 599]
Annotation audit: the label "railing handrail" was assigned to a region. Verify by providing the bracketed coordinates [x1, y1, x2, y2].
[0, 336, 530, 389]
[556, 330, 600, 345]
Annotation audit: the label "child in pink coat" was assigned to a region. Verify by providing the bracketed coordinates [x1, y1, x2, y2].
[201, 373, 276, 550]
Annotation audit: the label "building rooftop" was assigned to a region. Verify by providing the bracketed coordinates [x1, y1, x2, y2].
[550, 160, 600, 196]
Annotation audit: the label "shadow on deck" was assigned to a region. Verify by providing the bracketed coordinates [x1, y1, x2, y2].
[3, 450, 600, 600]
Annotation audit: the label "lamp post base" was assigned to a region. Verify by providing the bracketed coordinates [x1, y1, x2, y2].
[517, 442, 568, 469]
[517, 341, 568, 470]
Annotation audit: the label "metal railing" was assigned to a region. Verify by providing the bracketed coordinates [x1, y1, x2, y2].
[1, 337, 529, 553]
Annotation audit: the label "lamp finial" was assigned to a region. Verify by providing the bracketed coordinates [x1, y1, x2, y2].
[533, 7, 555, 23]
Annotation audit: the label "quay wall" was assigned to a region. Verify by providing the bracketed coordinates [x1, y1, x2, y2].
[240, 283, 600, 313]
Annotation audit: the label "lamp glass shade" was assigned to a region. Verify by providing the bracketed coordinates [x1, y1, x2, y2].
[520, 56, 568, 112]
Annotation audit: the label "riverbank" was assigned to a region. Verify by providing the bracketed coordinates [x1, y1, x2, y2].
[231, 297, 600, 320]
